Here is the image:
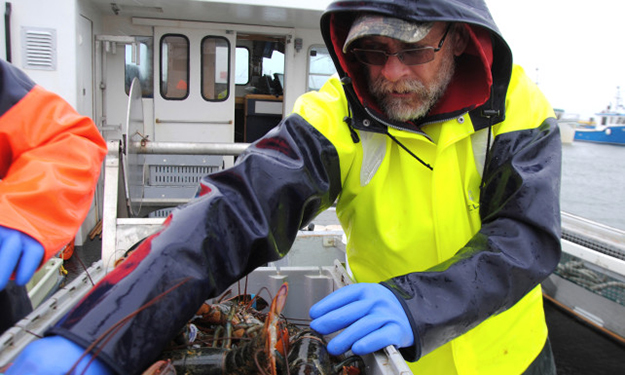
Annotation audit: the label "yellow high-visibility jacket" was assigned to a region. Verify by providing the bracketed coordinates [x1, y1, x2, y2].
[293, 65, 561, 374]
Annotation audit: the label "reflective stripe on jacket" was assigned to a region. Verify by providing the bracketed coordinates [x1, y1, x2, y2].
[293, 65, 561, 374]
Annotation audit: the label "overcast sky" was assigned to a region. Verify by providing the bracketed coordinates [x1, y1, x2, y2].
[486, 0, 624, 120]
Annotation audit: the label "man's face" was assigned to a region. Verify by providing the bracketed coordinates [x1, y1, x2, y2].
[362, 23, 457, 122]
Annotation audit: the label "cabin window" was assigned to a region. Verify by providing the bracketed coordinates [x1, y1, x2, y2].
[125, 37, 153, 98]
[262, 50, 284, 77]
[260, 49, 284, 96]
[160, 34, 190, 100]
[201, 36, 230, 101]
[235, 47, 250, 85]
[307, 45, 336, 91]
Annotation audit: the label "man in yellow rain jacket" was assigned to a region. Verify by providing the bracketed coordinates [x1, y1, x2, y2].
[7, 1, 561, 374]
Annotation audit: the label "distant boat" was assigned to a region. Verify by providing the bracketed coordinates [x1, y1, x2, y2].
[574, 88, 625, 145]
[554, 108, 577, 144]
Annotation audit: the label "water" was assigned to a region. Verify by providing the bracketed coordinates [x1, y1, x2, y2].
[552, 141, 625, 374]
[561, 141, 625, 231]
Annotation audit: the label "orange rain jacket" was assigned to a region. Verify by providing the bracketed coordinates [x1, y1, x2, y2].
[0, 60, 107, 263]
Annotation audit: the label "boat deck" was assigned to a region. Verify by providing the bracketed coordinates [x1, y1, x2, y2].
[544, 297, 625, 374]
[62, 236, 102, 287]
[59, 232, 625, 374]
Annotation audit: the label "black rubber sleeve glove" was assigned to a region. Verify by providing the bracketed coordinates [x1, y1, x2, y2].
[48, 114, 341, 375]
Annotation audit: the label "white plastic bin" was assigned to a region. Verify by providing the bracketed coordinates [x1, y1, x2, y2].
[1, 232, 412, 374]
[26, 257, 63, 308]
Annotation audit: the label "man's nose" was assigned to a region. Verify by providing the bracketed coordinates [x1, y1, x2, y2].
[380, 55, 411, 82]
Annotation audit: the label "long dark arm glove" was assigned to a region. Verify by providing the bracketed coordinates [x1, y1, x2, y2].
[384, 119, 562, 361]
[47, 114, 341, 375]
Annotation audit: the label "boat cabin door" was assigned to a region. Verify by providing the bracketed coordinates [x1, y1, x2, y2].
[153, 26, 236, 164]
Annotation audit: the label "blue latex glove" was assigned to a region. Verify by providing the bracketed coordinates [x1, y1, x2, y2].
[4, 336, 113, 375]
[0, 226, 44, 291]
[309, 283, 414, 356]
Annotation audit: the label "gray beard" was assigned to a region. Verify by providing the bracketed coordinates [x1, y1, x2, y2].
[368, 55, 456, 122]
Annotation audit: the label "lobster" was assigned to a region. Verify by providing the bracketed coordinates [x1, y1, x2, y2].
[142, 282, 366, 375]
[288, 330, 365, 375]
[143, 283, 291, 375]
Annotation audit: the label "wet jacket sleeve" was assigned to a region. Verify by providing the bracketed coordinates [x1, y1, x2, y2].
[383, 119, 562, 361]
[0, 61, 107, 261]
[48, 115, 341, 375]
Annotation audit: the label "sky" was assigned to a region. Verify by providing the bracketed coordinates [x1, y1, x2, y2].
[485, 0, 624, 120]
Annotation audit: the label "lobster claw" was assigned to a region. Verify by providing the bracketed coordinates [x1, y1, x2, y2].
[141, 359, 177, 375]
[265, 283, 289, 375]
[275, 326, 291, 360]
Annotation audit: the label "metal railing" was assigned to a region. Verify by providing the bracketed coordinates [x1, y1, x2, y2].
[103, 140, 251, 268]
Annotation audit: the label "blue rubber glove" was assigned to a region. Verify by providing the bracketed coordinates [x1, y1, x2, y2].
[0, 226, 44, 291]
[4, 336, 114, 375]
[309, 283, 414, 356]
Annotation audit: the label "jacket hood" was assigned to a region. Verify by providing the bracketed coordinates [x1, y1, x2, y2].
[320, 0, 513, 132]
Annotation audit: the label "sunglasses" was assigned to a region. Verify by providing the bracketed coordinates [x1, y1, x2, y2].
[350, 24, 452, 66]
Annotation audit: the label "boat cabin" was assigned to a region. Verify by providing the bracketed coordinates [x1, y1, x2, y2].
[0, 0, 337, 240]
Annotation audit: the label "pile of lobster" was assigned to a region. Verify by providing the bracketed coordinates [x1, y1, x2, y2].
[142, 283, 365, 375]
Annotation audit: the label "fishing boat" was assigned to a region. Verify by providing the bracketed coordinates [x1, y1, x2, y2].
[574, 88, 625, 145]
[1, 1, 624, 373]
[554, 108, 577, 144]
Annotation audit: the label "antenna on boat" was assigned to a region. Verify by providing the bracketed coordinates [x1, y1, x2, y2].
[535, 68, 540, 87]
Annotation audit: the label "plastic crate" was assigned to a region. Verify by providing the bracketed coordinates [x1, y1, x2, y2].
[0, 261, 106, 368]
[26, 257, 63, 309]
[1, 232, 413, 374]
[219, 260, 413, 375]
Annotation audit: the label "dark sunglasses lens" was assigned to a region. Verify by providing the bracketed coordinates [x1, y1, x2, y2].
[401, 49, 434, 65]
[354, 50, 387, 65]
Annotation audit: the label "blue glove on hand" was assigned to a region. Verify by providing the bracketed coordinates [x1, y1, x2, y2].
[5, 336, 113, 375]
[309, 283, 414, 356]
[0, 226, 44, 291]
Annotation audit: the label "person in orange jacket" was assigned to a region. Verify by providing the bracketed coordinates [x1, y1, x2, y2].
[0, 59, 107, 333]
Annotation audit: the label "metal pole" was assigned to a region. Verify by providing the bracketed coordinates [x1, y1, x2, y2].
[130, 141, 250, 156]
[101, 141, 121, 269]
[5, 3, 11, 62]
